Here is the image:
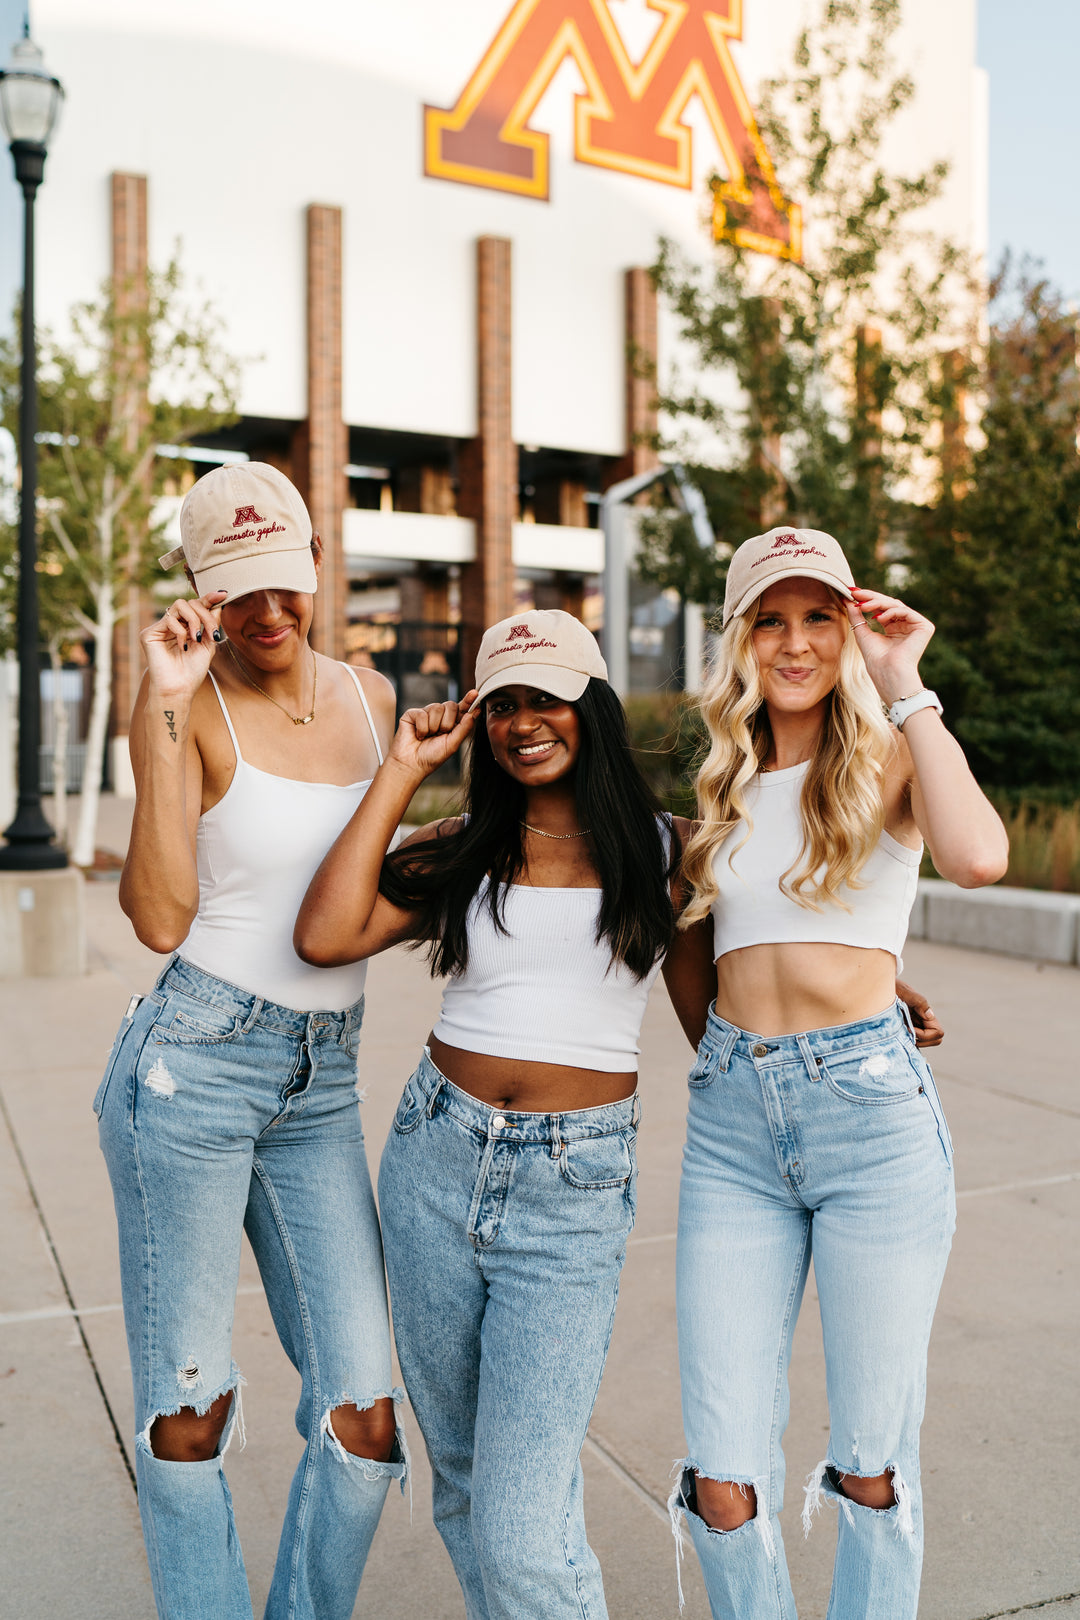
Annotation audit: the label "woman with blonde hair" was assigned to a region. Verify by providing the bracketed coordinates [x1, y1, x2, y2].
[668, 527, 1008, 1619]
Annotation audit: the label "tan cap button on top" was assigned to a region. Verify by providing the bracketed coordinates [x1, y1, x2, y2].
[752, 1043, 769, 1058]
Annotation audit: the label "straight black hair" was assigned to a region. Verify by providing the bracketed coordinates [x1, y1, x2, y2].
[379, 679, 676, 979]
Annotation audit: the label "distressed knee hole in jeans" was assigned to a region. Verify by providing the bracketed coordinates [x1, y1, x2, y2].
[320, 1388, 410, 1504]
[667, 1461, 775, 1609]
[139, 1368, 247, 1460]
[803, 1458, 914, 1542]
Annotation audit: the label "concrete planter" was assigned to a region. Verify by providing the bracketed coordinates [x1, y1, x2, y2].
[908, 877, 1080, 966]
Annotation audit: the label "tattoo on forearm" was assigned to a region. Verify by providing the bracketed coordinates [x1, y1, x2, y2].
[164, 709, 177, 743]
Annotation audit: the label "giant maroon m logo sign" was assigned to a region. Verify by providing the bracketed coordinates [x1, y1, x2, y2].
[424, 0, 801, 259]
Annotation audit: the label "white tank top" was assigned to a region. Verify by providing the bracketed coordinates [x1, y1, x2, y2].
[432, 820, 671, 1073]
[710, 760, 920, 969]
[178, 664, 383, 1011]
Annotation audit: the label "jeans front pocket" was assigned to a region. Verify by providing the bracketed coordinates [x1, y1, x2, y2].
[819, 1038, 923, 1105]
[391, 1078, 426, 1136]
[152, 992, 242, 1046]
[687, 1044, 719, 1090]
[558, 1130, 634, 1190]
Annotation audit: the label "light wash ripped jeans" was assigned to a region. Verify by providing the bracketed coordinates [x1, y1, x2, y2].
[96, 956, 406, 1620]
[378, 1049, 639, 1620]
[672, 1001, 955, 1620]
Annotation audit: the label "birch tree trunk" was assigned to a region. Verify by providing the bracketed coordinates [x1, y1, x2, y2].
[71, 582, 115, 869]
[48, 636, 69, 847]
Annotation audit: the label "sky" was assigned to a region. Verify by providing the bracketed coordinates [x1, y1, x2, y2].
[1, 0, 1078, 331]
[976, 0, 1080, 300]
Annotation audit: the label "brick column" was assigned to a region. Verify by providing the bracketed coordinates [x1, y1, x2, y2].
[109, 172, 153, 794]
[605, 267, 661, 489]
[306, 204, 347, 659]
[458, 236, 516, 678]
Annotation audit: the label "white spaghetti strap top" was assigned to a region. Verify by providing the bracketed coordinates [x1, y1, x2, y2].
[342, 662, 385, 767]
[178, 661, 383, 1011]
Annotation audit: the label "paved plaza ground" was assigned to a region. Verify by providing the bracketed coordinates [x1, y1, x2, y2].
[1, 796, 1077, 1619]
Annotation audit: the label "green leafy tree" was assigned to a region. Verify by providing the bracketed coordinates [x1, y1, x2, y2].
[0, 260, 240, 865]
[911, 263, 1080, 797]
[637, 0, 974, 606]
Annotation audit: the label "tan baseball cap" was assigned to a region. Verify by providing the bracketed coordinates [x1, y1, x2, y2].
[723, 526, 854, 625]
[158, 462, 317, 601]
[473, 610, 608, 705]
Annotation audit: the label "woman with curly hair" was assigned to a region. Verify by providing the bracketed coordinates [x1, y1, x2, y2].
[668, 528, 1008, 1619]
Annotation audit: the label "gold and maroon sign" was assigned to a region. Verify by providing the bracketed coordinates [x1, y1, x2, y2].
[424, 0, 801, 259]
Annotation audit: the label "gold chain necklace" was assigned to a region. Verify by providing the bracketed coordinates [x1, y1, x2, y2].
[520, 821, 592, 840]
[226, 640, 318, 726]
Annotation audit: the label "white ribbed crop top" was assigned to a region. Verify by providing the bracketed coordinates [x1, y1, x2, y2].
[710, 760, 920, 969]
[178, 665, 383, 1011]
[432, 820, 672, 1073]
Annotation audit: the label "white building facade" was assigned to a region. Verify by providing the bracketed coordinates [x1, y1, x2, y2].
[2, 0, 987, 730]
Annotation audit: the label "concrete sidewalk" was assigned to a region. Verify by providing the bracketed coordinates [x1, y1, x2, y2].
[1, 798, 1077, 1618]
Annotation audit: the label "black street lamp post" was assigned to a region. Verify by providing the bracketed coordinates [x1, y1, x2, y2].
[0, 26, 65, 869]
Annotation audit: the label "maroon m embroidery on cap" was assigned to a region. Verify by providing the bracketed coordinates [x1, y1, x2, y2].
[771, 532, 798, 547]
[507, 624, 537, 641]
[233, 505, 265, 527]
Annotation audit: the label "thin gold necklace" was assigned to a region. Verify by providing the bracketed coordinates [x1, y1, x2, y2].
[226, 640, 318, 726]
[520, 821, 592, 840]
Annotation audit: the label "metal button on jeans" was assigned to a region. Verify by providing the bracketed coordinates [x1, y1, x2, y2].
[752, 1043, 769, 1058]
[491, 1115, 507, 1131]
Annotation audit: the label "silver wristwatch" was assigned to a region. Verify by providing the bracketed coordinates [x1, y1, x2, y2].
[887, 689, 943, 731]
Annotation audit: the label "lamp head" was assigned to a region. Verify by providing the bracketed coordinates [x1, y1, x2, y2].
[0, 31, 64, 176]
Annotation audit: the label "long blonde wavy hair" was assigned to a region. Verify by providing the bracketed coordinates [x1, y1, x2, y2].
[680, 591, 893, 928]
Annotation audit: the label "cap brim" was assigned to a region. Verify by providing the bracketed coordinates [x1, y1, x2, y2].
[192, 549, 318, 602]
[724, 567, 854, 626]
[473, 664, 591, 707]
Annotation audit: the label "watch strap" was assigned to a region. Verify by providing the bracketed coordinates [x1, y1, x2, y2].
[888, 689, 943, 731]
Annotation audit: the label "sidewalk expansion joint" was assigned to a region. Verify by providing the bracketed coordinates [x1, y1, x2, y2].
[0, 1083, 137, 1496]
[974, 1593, 1080, 1618]
[582, 1429, 669, 1527]
[937, 1072, 1080, 1122]
[0, 1282, 267, 1329]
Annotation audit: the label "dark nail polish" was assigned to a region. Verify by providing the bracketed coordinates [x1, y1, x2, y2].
[213, 629, 224, 643]
[196, 630, 203, 642]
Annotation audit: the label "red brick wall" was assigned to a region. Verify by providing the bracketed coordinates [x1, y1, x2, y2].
[306, 204, 348, 659]
[605, 266, 660, 489]
[458, 236, 516, 679]
[109, 172, 154, 739]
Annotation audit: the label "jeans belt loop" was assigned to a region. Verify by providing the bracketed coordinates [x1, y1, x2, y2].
[241, 996, 263, 1035]
[425, 1074, 445, 1118]
[631, 1093, 641, 1127]
[796, 1032, 819, 1082]
[719, 1028, 739, 1072]
[898, 995, 916, 1040]
[550, 1113, 561, 1159]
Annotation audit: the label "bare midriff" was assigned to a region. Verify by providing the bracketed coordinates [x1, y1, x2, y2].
[714, 941, 898, 1037]
[426, 1033, 637, 1113]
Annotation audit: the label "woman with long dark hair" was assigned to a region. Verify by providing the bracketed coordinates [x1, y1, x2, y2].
[297, 609, 691, 1618]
